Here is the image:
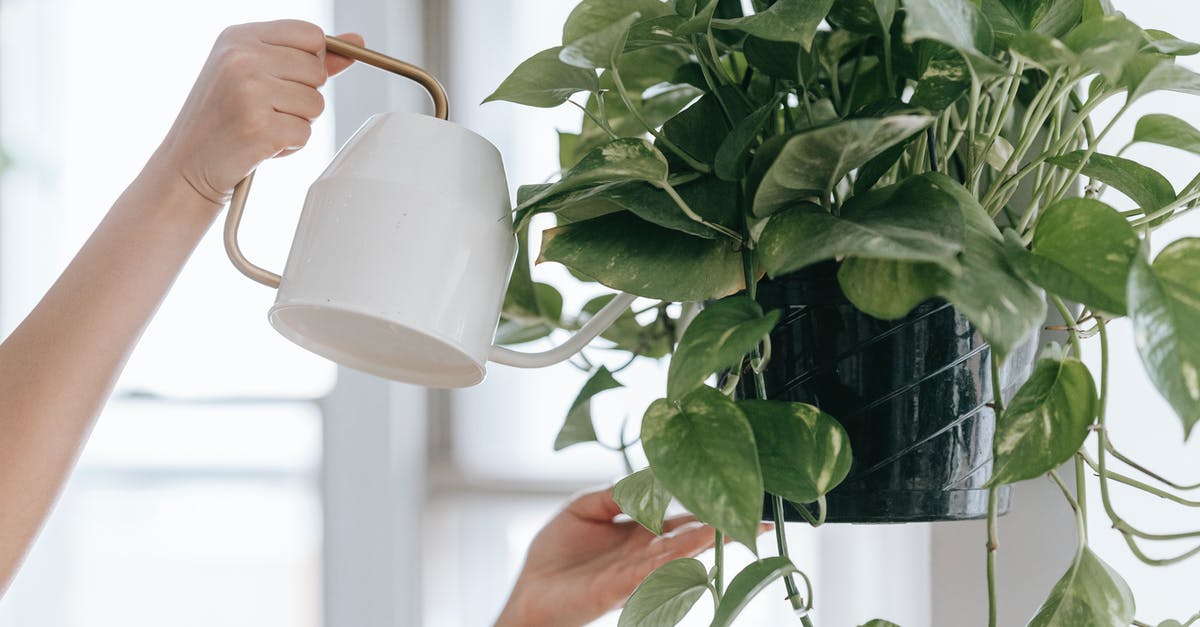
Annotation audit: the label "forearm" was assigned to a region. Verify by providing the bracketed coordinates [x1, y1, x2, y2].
[0, 156, 221, 591]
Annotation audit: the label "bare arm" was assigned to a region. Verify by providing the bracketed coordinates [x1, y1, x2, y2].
[0, 20, 362, 593]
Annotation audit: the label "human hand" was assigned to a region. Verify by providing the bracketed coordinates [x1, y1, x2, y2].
[495, 486, 769, 627]
[154, 20, 362, 208]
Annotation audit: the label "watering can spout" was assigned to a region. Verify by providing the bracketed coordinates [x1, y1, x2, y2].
[489, 292, 638, 369]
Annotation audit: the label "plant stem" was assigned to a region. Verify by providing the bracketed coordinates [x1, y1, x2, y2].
[658, 181, 744, 242]
[569, 97, 618, 140]
[1048, 469, 1087, 560]
[609, 68, 712, 173]
[1105, 439, 1200, 491]
[987, 353, 1005, 627]
[714, 529, 725, 601]
[739, 237, 805, 613]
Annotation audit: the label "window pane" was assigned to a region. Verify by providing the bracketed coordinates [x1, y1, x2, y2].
[0, 401, 322, 627]
[0, 0, 338, 399]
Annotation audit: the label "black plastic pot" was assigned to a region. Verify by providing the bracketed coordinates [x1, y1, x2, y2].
[742, 263, 1037, 523]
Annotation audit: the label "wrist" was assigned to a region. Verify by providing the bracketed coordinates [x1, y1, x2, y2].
[495, 584, 543, 627]
[140, 146, 228, 216]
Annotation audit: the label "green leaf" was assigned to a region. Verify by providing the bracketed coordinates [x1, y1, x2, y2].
[561, 12, 641, 70]
[1005, 198, 1139, 316]
[715, 96, 782, 181]
[1129, 239, 1200, 438]
[493, 317, 554, 346]
[627, 14, 690, 50]
[502, 225, 542, 322]
[483, 47, 598, 107]
[1122, 55, 1200, 104]
[1049, 151, 1176, 217]
[738, 400, 852, 504]
[559, 131, 581, 170]
[1157, 621, 1186, 627]
[642, 387, 763, 549]
[838, 257, 943, 319]
[987, 350, 1097, 486]
[859, 621, 903, 627]
[910, 47, 972, 111]
[659, 86, 750, 168]
[1133, 113, 1200, 155]
[1061, 16, 1147, 81]
[555, 366, 624, 451]
[563, 0, 674, 44]
[668, 296, 780, 400]
[676, 0, 719, 37]
[1009, 32, 1080, 74]
[613, 468, 673, 535]
[759, 174, 965, 277]
[595, 176, 739, 240]
[516, 138, 670, 221]
[618, 558, 711, 627]
[713, 0, 835, 49]
[902, 0, 1002, 75]
[1081, 0, 1113, 20]
[982, 0, 1082, 47]
[743, 36, 807, 81]
[838, 175, 1045, 357]
[539, 212, 745, 302]
[1027, 548, 1135, 627]
[710, 558, 799, 627]
[752, 115, 935, 216]
[1145, 30, 1200, 57]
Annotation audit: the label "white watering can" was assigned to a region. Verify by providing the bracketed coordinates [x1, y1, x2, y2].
[224, 36, 636, 388]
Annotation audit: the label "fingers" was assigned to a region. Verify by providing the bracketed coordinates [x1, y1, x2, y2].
[326, 32, 365, 77]
[661, 515, 699, 533]
[267, 112, 314, 158]
[565, 486, 622, 523]
[263, 45, 328, 88]
[271, 77, 326, 121]
[253, 19, 327, 55]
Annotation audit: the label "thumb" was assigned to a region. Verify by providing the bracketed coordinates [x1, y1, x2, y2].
[325, 32, 365, 77]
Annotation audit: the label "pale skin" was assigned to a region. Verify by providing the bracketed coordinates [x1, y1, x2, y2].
[0, 18, 730, 627]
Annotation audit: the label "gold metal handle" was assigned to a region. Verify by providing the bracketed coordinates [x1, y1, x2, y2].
[224, 35, 450, 289]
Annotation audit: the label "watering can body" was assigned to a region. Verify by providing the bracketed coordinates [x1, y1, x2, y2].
[268, 112, 515, 387]
[225, 37, 636, 387]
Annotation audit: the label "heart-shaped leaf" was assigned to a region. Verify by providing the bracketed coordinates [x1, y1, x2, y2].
[613, 468, 672, 535]
[859, 621, 903, 627]
[837, 175, 1045, 357]
[668, 296, 781, 400]
[902, 0, 1003, 75]
[715, 96, 782, 181]
[1027, 548, 1135, 627]
[1061, 15, 1146, 81]
[738, 400, 853, 504]
[659, 86, 750, 169]
[539, 212, 745, 302]
[1129, 239, 1200, 438]
[556, 366, 624, 451]
[517, 138, 670, 221]
[584, 176, 739, 240]
[1132, 113, 1200, 156]
[713, 0, 835, 49]
[759, 173, 965, 277]
[563, 0, 674, 44]
[753, 115, 935, 216]
[1005, 198, 1139, 316]
[1144, 29, 1200, 57]
[483, 47, 599, 107]
[1121, 54, 1200, 104]
[910, 47, 973, 111]
[1049, 151, 1175, 218]
[987, 348, 1098, 486]
[710, 558, 800, 627]
[561, 12, 641, 70]
[642, 387, 763, 549]
[618, 558, 711, 627]
[982, 0, 1082, 47]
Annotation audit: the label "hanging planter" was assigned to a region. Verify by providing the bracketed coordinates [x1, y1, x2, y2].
[746, 263, 1038, 523]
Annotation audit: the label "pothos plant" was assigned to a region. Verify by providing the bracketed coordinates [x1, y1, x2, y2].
[485, 0, 1200, 625]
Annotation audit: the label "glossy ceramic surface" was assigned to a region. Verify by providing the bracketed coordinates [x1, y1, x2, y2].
[746, 263, 1037, 523]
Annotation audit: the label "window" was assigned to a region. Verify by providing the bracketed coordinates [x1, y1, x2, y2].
[0, 1, 335, 625]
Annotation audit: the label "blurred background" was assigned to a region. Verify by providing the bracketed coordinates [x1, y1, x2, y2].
[0, 0, 1195, 625]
